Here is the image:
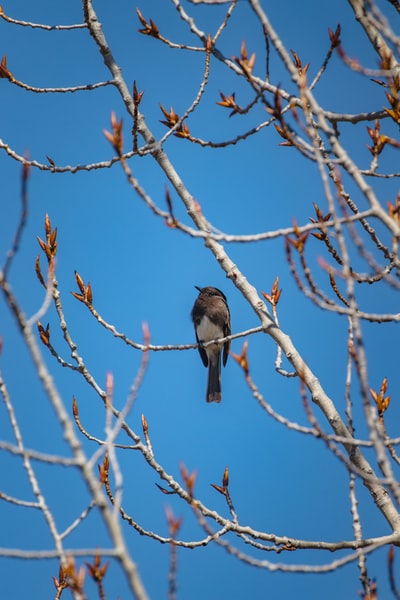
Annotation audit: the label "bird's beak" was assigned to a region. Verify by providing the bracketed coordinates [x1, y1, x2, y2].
[195, 285, 202, 292]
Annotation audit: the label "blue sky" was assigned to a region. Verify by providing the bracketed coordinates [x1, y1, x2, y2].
[1, 1, 399, 599]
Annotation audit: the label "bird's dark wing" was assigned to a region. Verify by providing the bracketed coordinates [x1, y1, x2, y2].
[195, 331, 209, 367]
[222, 307, 231, 367]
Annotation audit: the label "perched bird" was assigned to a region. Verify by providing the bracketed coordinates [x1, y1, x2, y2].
[191, 286, 231, 403]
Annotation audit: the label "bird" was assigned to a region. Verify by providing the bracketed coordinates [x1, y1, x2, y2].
[191, 286, 231, 403]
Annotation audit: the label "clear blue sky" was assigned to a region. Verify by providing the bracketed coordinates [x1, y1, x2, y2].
[1, 1, 399, 599]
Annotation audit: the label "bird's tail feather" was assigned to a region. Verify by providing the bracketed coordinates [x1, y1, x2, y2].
[206, 356, 222, 403]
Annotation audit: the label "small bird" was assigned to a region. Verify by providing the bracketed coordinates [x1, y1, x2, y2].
[191, 286, 231, 403]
